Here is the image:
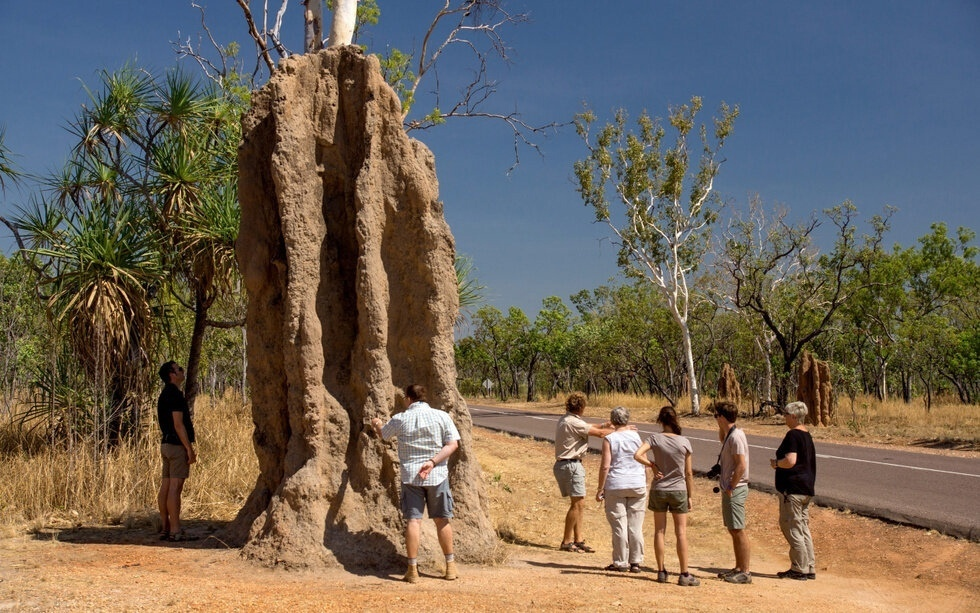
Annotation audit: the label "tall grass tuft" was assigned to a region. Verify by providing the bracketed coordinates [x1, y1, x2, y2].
[0, 393, 257, 536]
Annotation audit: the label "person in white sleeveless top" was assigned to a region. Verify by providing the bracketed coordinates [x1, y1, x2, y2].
[633, 406, 700, 586]
[595, 406, 646, 572]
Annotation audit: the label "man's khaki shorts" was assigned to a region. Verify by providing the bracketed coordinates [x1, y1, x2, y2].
[161, 443, 190, 479]
[722, 484, 748, 529]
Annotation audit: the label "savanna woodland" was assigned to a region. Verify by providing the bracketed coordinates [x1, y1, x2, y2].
[1, 0, 978, 542]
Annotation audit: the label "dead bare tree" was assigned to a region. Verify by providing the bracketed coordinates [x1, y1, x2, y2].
[198, 0, 563, 170]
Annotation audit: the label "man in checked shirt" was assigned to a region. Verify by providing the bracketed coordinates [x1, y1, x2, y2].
[371, 384, 461, 583]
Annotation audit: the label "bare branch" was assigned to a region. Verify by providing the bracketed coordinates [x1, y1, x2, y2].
[236, 0, 277, 74]
[173, 4, 228, 84]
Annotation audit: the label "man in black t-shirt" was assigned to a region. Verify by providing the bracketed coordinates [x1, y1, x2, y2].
[156, 361, 196, 541]
[770, 401, 816, 580]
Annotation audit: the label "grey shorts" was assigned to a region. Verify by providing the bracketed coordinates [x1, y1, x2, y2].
[649, 489, 689, 513]
[553, 459, 586, 498]
[161, 443, 190, 480]
[401, 479, 454, 520]
[722, 484, 748, 529]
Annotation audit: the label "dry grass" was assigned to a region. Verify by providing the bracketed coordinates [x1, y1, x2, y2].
[475, 392, 980, 452]
[0, 398, 978, 611]
[0, 393, 257, 536]
[1, 389, 974, 541]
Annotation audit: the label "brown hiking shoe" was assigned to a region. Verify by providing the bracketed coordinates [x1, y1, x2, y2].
[403, 565, 419, 583]
[445, 560, 458, 581]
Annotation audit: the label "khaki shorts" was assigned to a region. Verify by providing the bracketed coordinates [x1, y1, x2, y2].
[722, 484, 748, 529]
[649, 489, 689, 513]
[161, 443, 190, 480]
[553, 459, 586, 498]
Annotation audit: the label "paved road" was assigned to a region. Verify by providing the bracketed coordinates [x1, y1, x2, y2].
[469, 404, 980, 541]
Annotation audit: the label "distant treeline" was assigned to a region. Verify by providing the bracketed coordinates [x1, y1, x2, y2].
[455, 222, 978, 411]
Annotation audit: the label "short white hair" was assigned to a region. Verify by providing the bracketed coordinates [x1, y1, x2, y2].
[783, 401, 808, 419]
[610, 406, 630, 426]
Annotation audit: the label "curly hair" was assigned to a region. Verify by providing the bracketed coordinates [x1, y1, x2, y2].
[565, 391, 587, 414]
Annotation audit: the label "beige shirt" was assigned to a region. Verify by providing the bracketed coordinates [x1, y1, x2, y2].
[555, 412, 591, 460]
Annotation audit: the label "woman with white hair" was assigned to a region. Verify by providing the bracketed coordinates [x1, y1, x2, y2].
[770, 401, 817, 580]
[595, 406, 646, 572]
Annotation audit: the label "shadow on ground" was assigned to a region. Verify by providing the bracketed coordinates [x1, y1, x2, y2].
[909, 438, 979, 452]
[31, 520, 234, 550]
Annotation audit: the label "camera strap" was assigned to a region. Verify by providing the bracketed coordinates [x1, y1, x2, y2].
[714, 425, 737, 470]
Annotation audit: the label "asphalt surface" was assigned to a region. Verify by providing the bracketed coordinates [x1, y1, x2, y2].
[469, 404, 980, 541]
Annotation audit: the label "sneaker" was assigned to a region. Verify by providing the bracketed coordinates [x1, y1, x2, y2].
[656, 569, 669, 583]
[777, 569, 808, 581]
[716, 568, 739, 579]
[678, 573, 701, 587]
[806, 572, 816, 580]
[403, 565, 419, 584]
[629, 563, 642, 574]
[724, 571, 752, 584]
[444, 560, 458, 581]
[604, 563, 628, 572]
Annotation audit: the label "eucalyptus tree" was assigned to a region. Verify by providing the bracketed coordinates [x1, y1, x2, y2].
[454, 335, 493, 396]
[718, 201, 891, 407]
[470, 305, 510, 399]
[573, 97, 738, 415]
[534, 296, 575, 398]
[891, 224, 978, 404]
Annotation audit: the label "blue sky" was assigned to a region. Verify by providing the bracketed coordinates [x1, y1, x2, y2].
[1, 1, 978, 318]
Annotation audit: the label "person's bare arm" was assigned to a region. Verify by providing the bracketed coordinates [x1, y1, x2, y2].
[633, 442, 653, 467]
[418, 439, 459, 480]
[684, 451, 694, 510]
[588, 422, 616, 438]
[595, 439, 612, 502]
[370, 417, 385, 439]
[771, 452, 797, 469]
[727, 453, 747, 493]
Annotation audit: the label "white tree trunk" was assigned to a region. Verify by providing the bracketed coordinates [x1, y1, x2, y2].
[303, 0, 324, 52]
[880, 360, 888, 402]
[755, 334, 773, 402]
[327, 0, 357, 47]
[678, 318, 701, 415]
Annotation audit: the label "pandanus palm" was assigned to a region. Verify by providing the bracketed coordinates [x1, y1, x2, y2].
[16, 198, 162, 446]
[11, 64, 246, 443]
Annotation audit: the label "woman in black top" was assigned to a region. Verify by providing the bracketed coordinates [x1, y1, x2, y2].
[769, 401, 816, 580]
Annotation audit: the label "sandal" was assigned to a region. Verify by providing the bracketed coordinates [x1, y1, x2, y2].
[574, 541, 595, 553]
[559, 542, 583, 553]
[167, 531, 199, 543]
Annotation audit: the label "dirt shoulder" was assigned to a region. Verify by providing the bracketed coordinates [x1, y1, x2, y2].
[1, 429, 977, 612]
